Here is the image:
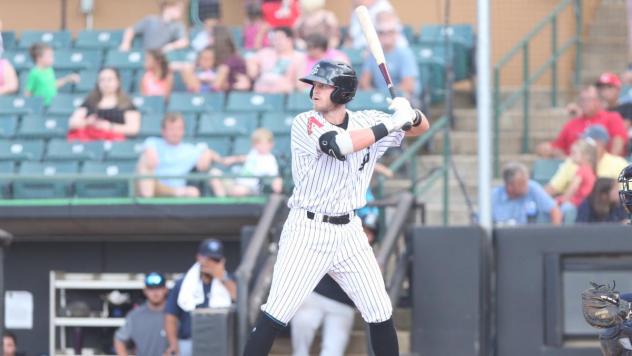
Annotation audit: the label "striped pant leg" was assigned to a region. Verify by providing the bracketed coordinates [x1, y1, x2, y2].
[328, 217, 393, 323]
[262, 210, 337, 324]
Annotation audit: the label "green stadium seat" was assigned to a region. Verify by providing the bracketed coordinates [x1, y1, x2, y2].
[1, 31, 16, 50]
[0, 96, 44, 116]
[13, 161, 78, 199]
[75, 30, 124, 49]
[18, 30, 72, 49]
[273, 134, 291, 158]
[76, 161, 136, 198]
[286, 92, 312, 112]
[196, 138, 231, 157]
[225, 92, 284, 113]
[131, 95, 165, 115]
[419, 24, 474, 48]
[104, 140, 145, 161]
[532, 159, 564, 186]
[260, 112, 294, 135]
[411, 44, 448, 103]
[167, 92, 225, 114]
[16, 115, 68, 139]
[165, 49, 197, 63]
[53, 49, 102, 71]
[18, 70, 29, 93]
[137, 114, 163, 137]
[347, 90, 389, 111]
[104, 50, 145, 70]
[0, 140, 45, 161]
[403, 25, 417, 44]
[47, 94, 85, 116]
[172, 71, 187, 92]
[230, 26, 243, 47]
[3, 51, 33, 71]
[232, 136, 251, 156]
[74, 69, 98, 93]
[0, 161, 16, 198]
[0, 116, 18, 139]
[197, 112, 256, 137]
[46, 139, 104, 161]
[341, 48, 365, 71]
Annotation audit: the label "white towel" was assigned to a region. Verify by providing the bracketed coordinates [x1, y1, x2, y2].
[177, 263, 232, 311]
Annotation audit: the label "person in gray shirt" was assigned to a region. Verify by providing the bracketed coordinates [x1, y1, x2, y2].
[119, 0, 189, 52]
[114, 272, 169, 356]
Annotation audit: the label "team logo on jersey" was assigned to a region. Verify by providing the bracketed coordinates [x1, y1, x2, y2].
[307, 116, 323, 135]
[359, 149, 370, 171]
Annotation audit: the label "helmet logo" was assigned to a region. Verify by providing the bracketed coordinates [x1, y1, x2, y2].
[311, 64, 320, 75]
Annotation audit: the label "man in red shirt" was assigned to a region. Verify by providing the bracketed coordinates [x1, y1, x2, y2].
[536, 86, 627, 158]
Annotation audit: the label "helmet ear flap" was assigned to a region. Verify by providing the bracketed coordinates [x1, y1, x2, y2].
[310, 86, 314, 99]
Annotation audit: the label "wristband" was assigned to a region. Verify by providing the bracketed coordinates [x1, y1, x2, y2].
[371, 123, 389, 141]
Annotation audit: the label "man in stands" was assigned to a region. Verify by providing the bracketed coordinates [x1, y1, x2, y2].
[536, 86, 628, 158]
[165, 239, 236, 356]
[596, 72, 632, 150]
[136, 112, 221, 198]
[119, 0, 189, 52]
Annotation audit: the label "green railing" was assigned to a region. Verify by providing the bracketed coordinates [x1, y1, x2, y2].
[493, 0, 583, 174]
[377, 116, 451, 225]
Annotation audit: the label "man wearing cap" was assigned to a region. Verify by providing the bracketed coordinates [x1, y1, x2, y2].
[545, 124, 629, 197]
[164, 239, 236, 356]
[114, 272, 169, 356]
[596, 72, 632, 148]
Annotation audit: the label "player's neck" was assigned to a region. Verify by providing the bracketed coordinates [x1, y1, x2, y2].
[321, 105, 347, 126]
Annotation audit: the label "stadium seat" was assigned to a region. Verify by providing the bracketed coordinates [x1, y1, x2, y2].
[1, 31, 16, 50]
[230, 26, 243, 48]
[0, 117, 19, 139]
[273, 134, 291, 158]
[165, 49, 197, 63]
[131, 95, 165, 115]
[532, 159, 564, 185]
[341, 48, 365, 71]
[16, 115, 68, 139]
[0, 161, 16, 198]
[286, 92, 312, 112]
[0, 140, 45, 161]
[260, 112, 294, 135]
[167, 92, 225, 114]
[419, 24, 474, 48]
[411, 44, 447, 103]
[172, 71, 187, 92]
[13, 161, 79, 199]
[74, 69, 98, 93]
[46, 139, 104, 161]
[347, 90, 390, 111]
[2, 51, 33, 71]
[137, 114, 163, 137]
[104, 140, 145, 161]
[232, 136, 251, 156]
[76, 161, 136, 198]
[75, 30, 124, 49]
[104, 50, 145, 70]
[18, 30, 72, 49]
[196, 137, 232, 157]
[53, 49, 102, 71]
[47, 94, 85, 116]
[225, 92, 284, 113]
[197, 112, 257, 137]
[403, 24, 417, 44]
[0, 96, 44, 116]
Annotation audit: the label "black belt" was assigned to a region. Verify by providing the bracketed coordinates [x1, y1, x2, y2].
[307, 211, 351, 225]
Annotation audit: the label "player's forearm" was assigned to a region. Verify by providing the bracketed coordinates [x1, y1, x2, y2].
[349, 128, 378, 152]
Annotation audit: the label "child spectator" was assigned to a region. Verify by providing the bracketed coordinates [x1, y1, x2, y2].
[25, 43, 79, 106]
[210, 128, 283, 197]
[557, 139, 598, 223]
[67, 68, 140, 141]
[119, 0, 188, 52]
[181, 46, 218, 93]
[140, 50, 173, 99]
[576, 177, 628, 223]
[243, 3, 270, 51]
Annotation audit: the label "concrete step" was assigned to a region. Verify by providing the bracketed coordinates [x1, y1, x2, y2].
[494, 89, 575, 111]
[452, 107, 568, 132]
[269, 330, 410, 355]
[583, 41, 629, 55]
[587, 28, 627, 41]
[431, 130, 556, 155]
[418, 154, 540, 179]
[424, 202, 474, 226]
[582, 52, 629, 71]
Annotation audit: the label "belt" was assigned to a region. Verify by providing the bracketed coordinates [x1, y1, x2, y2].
[306, 211, 351, 225]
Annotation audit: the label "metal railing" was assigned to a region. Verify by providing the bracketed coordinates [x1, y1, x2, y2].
[493, 0, 583, 174]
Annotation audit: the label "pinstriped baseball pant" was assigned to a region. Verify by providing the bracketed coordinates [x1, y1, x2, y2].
[261, 208, 393, 325]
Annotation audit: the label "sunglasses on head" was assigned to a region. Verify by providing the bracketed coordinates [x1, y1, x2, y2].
[145, 273, 165, 288]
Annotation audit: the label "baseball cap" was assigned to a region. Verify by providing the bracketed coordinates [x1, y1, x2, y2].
[197, 238, 224, 260]
[596, 72, 622, 89]
[582, 124, 610, 143]
[144, 272, 166, 288]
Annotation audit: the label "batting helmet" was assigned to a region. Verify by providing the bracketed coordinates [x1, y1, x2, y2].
[299, 60, 357, 105]
[619, 164, 632, 214]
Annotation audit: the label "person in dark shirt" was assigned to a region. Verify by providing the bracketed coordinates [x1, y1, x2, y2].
[576, 177, 628, 223]
[596, 72, 632, 153]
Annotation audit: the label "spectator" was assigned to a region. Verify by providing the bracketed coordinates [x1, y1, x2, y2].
[536, 86, 628, 158]
[0, 25, 18, 95]
[546, 125, 629, 197]
[180, 46, 217, 93]
[491, 162, 562, 225]
[294, 0, 341, 50]
[114, 272, 169, 356]
[136, 112, 221, 198]
[140, 50, 173, 99]
[576, 178, 628, 223]
[196, 0, 222, 25]
[261, 0, 301, 28]
[191, 18, 217, 53]
[24, 43, 79, 106]
[347, 0, 407, 49]
[210, 128, 283, 197]
[119, 0, 188, 52]
[595, 72, 632, 141]
[301, 33, 349, 80]
[165, 239, 236, 356]
[359, 11, 419, 101]
[67, 68, 140, 141]
[247, 26, 306, 93]
[556, 139, 598, 224]
[3, 332, 16, 356]
[243, 3, 270, 51]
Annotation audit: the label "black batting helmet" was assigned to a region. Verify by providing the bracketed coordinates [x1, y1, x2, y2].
[619, 164, 632, 214]
[300, 60, 357, 105]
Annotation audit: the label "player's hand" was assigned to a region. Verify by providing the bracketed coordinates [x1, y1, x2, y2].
[386, 97, 415, 132]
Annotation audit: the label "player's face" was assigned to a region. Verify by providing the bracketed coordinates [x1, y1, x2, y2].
[143, 287, 168, 306]
[311, 82, 336, 111]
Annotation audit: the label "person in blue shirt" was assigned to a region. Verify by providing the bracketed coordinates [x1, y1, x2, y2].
[491, 161, 562, 225]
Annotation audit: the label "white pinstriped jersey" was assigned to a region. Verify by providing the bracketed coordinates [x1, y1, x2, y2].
[287, 109, 404, 215]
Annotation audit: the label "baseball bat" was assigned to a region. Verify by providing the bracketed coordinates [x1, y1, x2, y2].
[355, 5, 412, 131]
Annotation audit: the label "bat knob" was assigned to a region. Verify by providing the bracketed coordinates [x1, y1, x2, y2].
[402, 122, 412, 131]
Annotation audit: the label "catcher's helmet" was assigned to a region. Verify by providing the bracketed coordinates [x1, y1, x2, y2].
[300, 60, 357, 105]
[619, 164, 632, 214]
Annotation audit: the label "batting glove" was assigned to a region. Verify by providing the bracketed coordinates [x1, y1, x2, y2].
[384, 97, 415, 132]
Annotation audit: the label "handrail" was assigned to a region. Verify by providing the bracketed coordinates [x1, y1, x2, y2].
[375, 191, 414, 269]
[235, 193, 285, 356]
[493, 0, 582, 174]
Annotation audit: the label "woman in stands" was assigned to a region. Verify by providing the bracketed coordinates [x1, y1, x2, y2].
[67, 67, 141, 141]
[140, 50, 173, 99]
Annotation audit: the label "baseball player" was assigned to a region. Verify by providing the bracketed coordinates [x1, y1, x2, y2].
[242, 59, 429, 356]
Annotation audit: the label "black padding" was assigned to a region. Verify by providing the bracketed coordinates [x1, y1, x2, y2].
[318, 131, 346, 161]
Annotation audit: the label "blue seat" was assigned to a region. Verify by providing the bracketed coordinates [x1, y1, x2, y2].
[131, 95, 165, 115]
[0, 116, 19, 139]
[167, 92, 225, 114]
[47, 94, 85, 116]
[18, 30, 72, 49]
[53, 49, 102, 71]
[419, 24, 474, 48]
[104, 50, 145, 70]
[46, 139, 104, 161]
[232, 136, 251, 156]
[0, 140, 45, 161]
[16, 115, 68, 139]
[0, 96, 44, 116]
[76, 161, 136, 198]
[165, 50, 197, 63]
[13, 161, 79, 199]
[347, 90, 389, 111]
[273, 134, 291, 159]
[403, 25, 417, 44]
[196, 137, 231, 157]
[197, 112, 257, 137]
[286, 92, 312, 112]
[105, 140, 145, 161]
[1, 31, 16, 50]
[137, 114, 163, 138]
[74, 69, 98, 93]
[2, 51, 33, 71]
[260, 112, 294, 135]
[532, 159, 564, 185]
[230, 26, 243, 48]
[225, 93, 284, 113]
[341, 48, 365, 72]
[75, 30, 124, 49]
[0, 161, 16, 198]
